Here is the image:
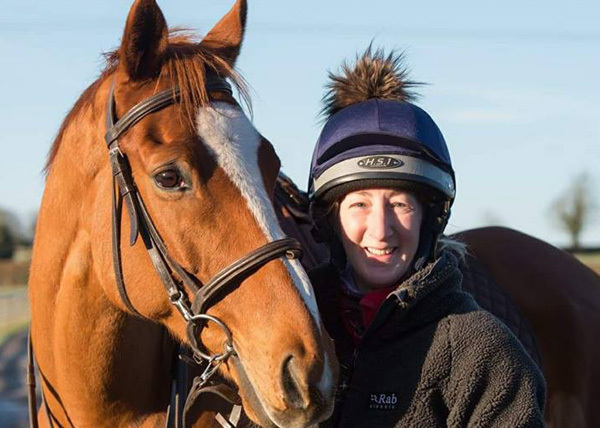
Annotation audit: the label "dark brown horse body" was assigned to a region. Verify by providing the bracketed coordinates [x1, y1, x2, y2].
[458, 227, 600, 428]
[275, 176, 600, 428]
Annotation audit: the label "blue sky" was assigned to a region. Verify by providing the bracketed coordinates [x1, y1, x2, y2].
[1, 0, 599, 245]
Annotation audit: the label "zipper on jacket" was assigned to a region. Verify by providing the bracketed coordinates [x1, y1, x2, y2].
[334, 294, 400, 426]
[333, 290, 408, 425]
[360, 291, 404, 344]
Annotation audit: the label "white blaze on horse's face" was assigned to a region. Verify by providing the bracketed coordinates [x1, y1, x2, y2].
[195, 102, 333, 392]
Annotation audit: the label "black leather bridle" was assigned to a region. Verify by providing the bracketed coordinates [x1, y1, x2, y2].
[28, 73, 303, 428]
[106, 74, 305, 423]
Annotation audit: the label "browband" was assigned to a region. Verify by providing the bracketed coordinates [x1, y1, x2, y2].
[105, 76, 233, 146]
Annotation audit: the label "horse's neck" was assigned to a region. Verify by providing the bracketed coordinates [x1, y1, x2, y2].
[30, 84, 107, 328]
[31, 221, 175, 425]
[29, 88, 175, 426]
[39, 281, 175, 426]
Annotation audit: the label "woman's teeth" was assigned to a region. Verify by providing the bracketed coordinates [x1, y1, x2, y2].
[365, 247, 394, 256]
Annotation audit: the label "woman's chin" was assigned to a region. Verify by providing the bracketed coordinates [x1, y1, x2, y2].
[356, 266, 407, 290]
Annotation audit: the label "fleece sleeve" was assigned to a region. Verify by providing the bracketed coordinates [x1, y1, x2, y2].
[445, 312, 546, 428]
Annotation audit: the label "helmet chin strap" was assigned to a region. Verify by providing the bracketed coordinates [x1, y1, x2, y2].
[413, 200, 451, 271]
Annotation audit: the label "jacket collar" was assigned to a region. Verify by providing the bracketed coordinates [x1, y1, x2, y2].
[361, 250, 463, 336]
[392, 250, 461, 308]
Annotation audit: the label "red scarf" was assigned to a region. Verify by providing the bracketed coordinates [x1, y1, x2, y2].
[340, 284, 397, 345]
[360, 285, 397, 328]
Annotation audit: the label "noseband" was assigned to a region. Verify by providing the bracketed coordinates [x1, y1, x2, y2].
[104, 75, 303, 422]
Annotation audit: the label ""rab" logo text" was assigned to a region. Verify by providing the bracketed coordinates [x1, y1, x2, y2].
[368, 392, 398, 411]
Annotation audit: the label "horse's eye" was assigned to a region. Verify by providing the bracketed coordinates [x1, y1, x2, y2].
[154, 169, 184, 190]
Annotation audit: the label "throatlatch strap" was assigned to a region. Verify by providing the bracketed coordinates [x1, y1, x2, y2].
[27, 330, 39, 428]
[112, 178, 143, 317]
[135, 192, 201, 295]
[40, 390, 55, 428]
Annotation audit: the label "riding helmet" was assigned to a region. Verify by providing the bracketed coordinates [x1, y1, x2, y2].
[308, 47, 455, 270]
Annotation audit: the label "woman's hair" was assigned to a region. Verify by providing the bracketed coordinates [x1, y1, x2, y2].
[438, 235, 468, 262]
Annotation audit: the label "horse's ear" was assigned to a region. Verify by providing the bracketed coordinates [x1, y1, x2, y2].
[119, 0, 168, 81]
[200, 0, 247, 67]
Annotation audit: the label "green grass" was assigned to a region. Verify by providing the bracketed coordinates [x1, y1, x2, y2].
[0, 283, 27, 291]
[574, 253, 600, 275]
[0, 284, 29, 346]
[0, 320, 29, 346]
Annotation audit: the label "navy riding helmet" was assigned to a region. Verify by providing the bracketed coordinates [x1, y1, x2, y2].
[308, 98, 456, 269]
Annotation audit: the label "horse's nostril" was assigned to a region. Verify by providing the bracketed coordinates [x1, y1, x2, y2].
[282, 355, 309, 410]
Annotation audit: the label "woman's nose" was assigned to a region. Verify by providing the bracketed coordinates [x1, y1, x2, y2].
[367, 205, 393, 241]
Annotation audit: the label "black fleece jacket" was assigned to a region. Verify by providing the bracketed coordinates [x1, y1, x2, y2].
[310, 251, 546, 428]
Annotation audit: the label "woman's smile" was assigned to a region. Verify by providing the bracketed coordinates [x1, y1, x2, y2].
[364, 246, 396, 257]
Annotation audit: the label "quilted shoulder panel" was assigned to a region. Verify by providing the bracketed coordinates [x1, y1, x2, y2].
[460, 256, 543, 369]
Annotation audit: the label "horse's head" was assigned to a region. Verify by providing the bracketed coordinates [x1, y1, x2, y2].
[63, 0, 337, 426]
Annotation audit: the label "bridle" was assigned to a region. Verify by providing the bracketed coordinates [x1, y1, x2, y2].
[28, 73, 304, 428]
[106, 72, 305, 423]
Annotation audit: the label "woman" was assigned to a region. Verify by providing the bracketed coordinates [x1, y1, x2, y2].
[308, 48, 546, 427]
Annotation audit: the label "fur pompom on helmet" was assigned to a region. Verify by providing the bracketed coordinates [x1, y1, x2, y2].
[321, 46, 422, 119]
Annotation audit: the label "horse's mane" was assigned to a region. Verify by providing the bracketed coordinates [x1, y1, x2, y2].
[45, 30, 250, 173]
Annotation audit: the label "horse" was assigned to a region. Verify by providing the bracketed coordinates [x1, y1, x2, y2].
[456, 227, 600, 428]
[28, 1, 338, 427]
[274, 175, 600, 428]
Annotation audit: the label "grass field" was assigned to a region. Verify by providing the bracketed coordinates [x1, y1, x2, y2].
[0, 286, 29, 345]
[0, 260, 29, 286]
[574, 253, 600, 275]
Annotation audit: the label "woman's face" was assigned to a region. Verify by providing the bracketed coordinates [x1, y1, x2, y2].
[338, 188, 423, 292]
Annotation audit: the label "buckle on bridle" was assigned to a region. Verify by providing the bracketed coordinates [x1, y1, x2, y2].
[169, 289, 194, 321]
[108, 143, 124, 159]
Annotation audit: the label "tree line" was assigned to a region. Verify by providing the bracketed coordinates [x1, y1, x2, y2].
[0, 209, 35, 259]
[549, 173, 597, 251]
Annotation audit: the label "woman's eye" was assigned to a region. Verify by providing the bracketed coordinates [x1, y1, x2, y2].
[392, 202, 412, 211]
[154, 169, 185, 189]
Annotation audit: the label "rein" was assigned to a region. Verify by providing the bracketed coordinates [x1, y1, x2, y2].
[28, 74, 303, 428]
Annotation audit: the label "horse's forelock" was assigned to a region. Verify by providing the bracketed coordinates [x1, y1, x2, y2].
[45, 29, 250, 173]
[159, 30, 252, 123]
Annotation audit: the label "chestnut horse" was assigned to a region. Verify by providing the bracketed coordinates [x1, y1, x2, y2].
[28, 1, 337, 427]
[275, 176, 600, 428]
